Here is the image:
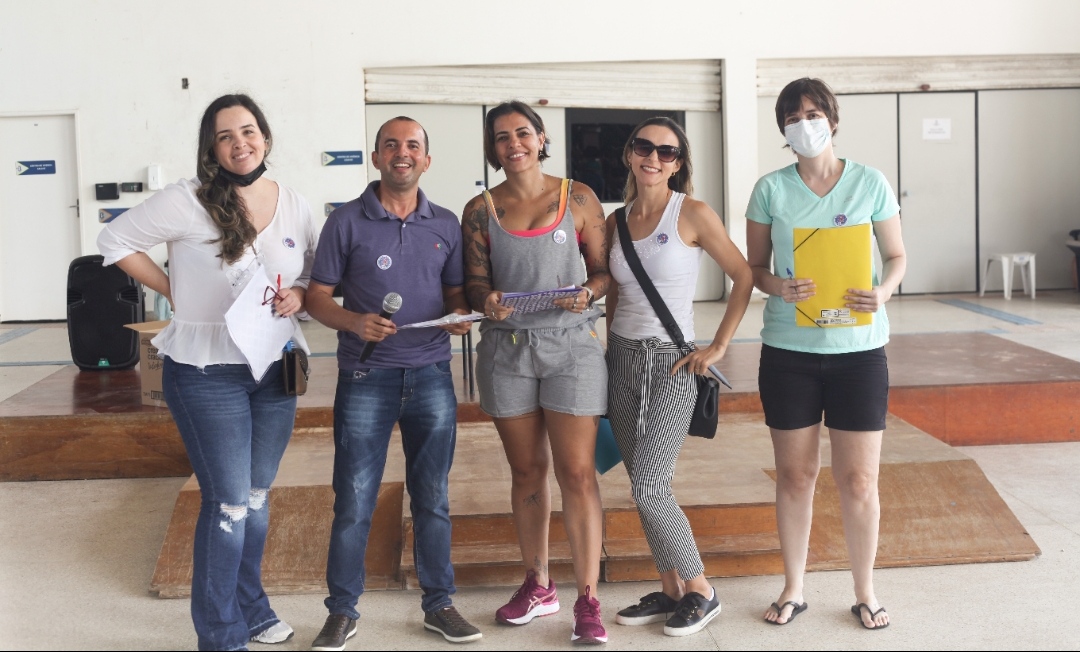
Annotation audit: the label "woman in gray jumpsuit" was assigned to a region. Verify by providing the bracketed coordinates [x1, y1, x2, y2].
[461, 101, 611, 645]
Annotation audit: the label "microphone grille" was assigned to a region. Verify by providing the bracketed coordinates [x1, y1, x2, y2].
[383, 292, 403, 314]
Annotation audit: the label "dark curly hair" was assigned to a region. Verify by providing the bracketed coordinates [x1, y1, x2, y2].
[195, 94, 272, 264]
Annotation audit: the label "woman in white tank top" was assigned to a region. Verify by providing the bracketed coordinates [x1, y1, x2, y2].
[605, 117, 753, 637]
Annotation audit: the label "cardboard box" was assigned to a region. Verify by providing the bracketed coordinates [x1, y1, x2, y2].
[124, 320, 170, 407]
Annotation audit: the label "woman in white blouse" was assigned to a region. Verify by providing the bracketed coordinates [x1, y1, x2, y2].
[97, 94, 317, 651]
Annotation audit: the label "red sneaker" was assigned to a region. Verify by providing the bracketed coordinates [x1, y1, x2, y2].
[496, 570, 560, 625]
[572, 585, 608, 645]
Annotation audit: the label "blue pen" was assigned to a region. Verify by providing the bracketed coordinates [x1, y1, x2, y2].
[284, 341, 294, 352]
[786, 267, 794, 279]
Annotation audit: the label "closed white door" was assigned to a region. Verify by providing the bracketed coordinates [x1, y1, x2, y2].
[898, 92, 977, 293]
[0, 115, 80, 321]
[365, 104, 487, 221]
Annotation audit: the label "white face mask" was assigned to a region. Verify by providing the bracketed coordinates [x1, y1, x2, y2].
[784, 118, 832, 158]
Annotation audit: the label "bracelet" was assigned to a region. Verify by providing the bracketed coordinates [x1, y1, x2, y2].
[579, 285, 595, 305]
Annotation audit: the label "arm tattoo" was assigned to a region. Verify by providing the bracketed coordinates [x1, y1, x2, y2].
[463, 202, 494, 310]
[572, 193, 588, 207]
[582, 209, 612, 299]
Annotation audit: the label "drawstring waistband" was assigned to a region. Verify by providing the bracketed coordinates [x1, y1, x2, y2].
[609, 332, 684, 440]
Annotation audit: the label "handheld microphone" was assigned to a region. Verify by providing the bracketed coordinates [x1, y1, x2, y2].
[359, 292, 402, 363]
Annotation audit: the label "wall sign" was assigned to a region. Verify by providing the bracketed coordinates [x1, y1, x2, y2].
[15, 160, 56, 175]
[321, 151, 364, 166]
[324, 202, 346, 217]
[98, 208, 129, 223]
[923, 118, 952, 141]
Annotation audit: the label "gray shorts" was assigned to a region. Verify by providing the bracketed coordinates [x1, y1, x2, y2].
[476, 322, 608, 418]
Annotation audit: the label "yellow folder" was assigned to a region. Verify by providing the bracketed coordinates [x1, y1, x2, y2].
[792, 223, 873, 328]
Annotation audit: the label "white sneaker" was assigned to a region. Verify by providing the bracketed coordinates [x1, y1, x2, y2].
[251, 620, 295, 644]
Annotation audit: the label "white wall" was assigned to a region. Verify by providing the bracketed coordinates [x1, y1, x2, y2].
[1, 0, 1077, 294]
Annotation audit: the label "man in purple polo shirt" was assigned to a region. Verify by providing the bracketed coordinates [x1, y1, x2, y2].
[306, 117, 481, 650]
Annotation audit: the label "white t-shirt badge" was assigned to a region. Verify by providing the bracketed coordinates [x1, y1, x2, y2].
[552, 229, 567, 244]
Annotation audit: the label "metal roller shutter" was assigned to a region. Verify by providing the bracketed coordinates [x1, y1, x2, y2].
[365, 60, 721, 111]
[758, 54, 1080, 96]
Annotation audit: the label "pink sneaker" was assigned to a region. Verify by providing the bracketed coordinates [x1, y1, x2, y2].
[572, 586, 608, 644]
[496, 570, 560, 625]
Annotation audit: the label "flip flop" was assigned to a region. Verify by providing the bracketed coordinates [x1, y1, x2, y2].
[851, 603, 889, 630]
[766, 600, 808, 625]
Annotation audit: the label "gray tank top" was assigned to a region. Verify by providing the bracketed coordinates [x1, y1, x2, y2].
[482, 179, 596, 331]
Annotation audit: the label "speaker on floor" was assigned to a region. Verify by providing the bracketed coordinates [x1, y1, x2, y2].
[67, 254, 144, 370]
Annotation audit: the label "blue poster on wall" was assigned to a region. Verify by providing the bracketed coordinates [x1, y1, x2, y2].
[15, 160, 56, 175]
[324, 202, 346, 217]
[321, 151, 364, 166]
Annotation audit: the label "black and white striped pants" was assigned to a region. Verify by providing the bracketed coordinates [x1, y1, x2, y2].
[606, 331, 704, 581]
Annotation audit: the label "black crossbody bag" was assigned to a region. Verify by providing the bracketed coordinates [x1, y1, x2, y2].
[615, 206, 719, 439]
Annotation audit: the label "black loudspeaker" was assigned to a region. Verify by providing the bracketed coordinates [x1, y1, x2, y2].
[67, 254, 144, 370]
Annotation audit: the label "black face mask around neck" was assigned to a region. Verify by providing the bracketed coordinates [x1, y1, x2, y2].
[216, 162, 267, 187]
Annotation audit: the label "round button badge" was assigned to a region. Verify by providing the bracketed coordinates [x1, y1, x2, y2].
[377, 255, 392, 270]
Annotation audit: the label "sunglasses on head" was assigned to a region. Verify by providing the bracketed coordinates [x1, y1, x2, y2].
[631, 138, 681, 163]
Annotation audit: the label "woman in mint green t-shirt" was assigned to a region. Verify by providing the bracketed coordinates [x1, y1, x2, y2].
[746, 78, 907, 630]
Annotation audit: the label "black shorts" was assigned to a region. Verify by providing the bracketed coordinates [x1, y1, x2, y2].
[758, 344, 889, 432]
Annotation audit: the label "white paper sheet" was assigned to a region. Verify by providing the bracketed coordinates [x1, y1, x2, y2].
[398, 311, 485, 329]
[224, 265, 295, 380]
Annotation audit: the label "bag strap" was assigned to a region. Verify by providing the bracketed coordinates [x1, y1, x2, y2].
[482, 190, 499, 222]
[615, 206, 689, 350]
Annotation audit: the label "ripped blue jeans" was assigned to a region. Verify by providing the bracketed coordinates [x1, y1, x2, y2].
[163, 356, 296, 651]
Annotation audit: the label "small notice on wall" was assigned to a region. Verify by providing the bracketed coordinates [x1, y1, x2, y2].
[15, 160, 56, 175]
[324, 202, 346, 217]
[923, 118, 952, 141]
[321, 151, 364, 166]
[98, 208, 129, 223]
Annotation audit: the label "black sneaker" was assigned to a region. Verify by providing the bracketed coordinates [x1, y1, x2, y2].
[424, 606, 483, 643]
[311, 614, 357, 651]
[663, 588, 721, 637]
[615, 591, 679, 626]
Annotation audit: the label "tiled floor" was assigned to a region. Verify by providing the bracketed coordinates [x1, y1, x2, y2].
[3, 290, 1080, 649]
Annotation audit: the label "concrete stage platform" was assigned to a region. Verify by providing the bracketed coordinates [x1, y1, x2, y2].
[149, 414, 1039, 598]
[3, 332, 1080, 482]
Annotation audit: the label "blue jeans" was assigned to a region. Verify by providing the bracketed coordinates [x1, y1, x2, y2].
[325, 361, 458, 617]
[163, 356, 296, 651]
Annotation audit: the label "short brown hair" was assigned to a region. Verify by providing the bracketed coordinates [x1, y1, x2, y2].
[483, 101, 550, 171]
[775, 78, 839, 137]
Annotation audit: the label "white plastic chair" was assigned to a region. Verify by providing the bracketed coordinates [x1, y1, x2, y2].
[979, 252, 1036, 300]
